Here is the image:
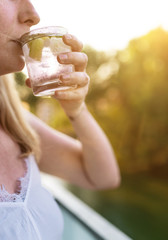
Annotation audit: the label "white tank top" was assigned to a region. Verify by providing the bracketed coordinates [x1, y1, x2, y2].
[0, 155, 64, 240]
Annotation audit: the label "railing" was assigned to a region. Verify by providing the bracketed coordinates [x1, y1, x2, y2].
[41, 174, 132, 240]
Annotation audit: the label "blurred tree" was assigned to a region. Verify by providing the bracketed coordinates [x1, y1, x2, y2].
[114, 27, 168, 172]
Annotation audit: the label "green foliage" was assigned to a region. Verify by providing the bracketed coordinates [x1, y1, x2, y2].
[114, 27, 168, 172]
[15, 27, 168, 174]
[14, 72, 39, 112]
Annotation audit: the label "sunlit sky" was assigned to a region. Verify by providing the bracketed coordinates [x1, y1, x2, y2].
[32, 0, 168, 51]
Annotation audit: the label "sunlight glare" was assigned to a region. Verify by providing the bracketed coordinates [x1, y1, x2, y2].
[32, 0, 168, 51]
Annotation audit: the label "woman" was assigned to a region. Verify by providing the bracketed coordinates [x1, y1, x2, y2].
[0, 0, 120, 239]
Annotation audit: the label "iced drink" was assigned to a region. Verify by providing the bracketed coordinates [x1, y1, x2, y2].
[20, 26, 75, 97]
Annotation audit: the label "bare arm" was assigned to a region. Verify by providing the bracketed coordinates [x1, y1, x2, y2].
[27, 106, 120, 190]
[68, 104, 120, 189]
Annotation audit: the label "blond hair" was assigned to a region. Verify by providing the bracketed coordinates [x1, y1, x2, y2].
[0, 74, 40, 161]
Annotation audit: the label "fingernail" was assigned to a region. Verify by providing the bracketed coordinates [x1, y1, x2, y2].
[59, 54, 68, 60]
[62, 74, 70, 80]
[66, 34, 72, 40]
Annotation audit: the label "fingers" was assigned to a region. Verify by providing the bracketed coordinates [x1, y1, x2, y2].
[57, 52, 88, 72]
[60, 72, 90, 88]
[58, 34, 88, 72]
[54, 84, 89, 101]
[63, 34, 83, 52]
[25, 72, 90, 90]
[53, 72, 89, 103]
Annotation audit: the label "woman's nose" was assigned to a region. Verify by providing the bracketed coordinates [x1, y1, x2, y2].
[18, 0, 40, 27]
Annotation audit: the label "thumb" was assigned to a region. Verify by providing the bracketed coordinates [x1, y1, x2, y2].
[25, 78, 31, 88]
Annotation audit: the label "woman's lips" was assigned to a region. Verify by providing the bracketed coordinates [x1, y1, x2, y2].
[13, 39, 22, 46]
[12, 39, 24, 56]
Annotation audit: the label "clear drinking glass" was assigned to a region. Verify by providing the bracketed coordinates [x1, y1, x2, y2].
[20, 26, 75, 97]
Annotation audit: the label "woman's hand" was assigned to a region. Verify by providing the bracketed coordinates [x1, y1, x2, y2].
[55, 34, 90, 119]
[25, 34, 90, 119]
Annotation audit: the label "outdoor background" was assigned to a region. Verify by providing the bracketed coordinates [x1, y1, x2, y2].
[16, 1, 168, 239]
